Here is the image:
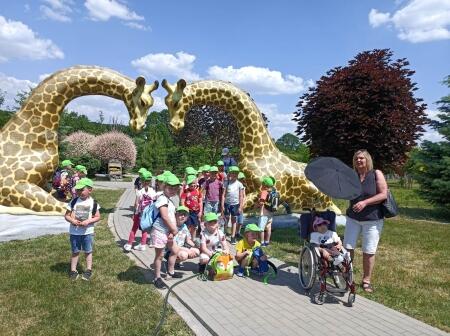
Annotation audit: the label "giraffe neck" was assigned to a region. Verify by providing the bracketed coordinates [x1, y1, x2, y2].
[2, 66, 135, 138]
[182, 80, 278, 159]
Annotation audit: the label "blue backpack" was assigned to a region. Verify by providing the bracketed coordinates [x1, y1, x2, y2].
[139, 202, 160, 233]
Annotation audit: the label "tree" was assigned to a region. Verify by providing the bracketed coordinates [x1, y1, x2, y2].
[0, 89, 5, 109]
[293, 49, 428, 170]
[409, 76, 450, 207]
[13, 88, 32, 111]
[276, 133, 301, 151]
[276, 133, 310, 162]
[90, 131, 137, 169]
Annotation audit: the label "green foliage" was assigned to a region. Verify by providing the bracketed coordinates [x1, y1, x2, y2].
[0, 109, 13, 129]
[13, 88, 32, 111]
[0, 89, 5, 108]
[409, 76, 450, 207]
[72, 154, 102, 176]
[275, 133, 310, 162]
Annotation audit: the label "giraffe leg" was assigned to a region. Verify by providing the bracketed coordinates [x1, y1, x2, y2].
[2, 182, 67, 214]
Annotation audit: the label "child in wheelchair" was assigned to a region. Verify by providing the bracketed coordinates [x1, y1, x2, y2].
[310, 217, 350, 270]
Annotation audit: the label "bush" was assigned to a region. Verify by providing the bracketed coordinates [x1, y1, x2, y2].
[90, 131, 137, 169]
[72, 154, 102, 177]
[63, 131, 96, 157]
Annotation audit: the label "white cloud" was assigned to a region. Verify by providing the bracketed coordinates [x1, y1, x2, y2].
[0, 15, 64, 62]
[123, 22, 151, 31]
[40, 0, 74, 22]
[67, 95, 128, 124]
[0, 73, 36, 109]
[369, 0, 450, 43]
[38, 73, 52, 82]
[207, 65, 312, 95]
[131, 51, 200, 81]
[258, 103, 297, 139]
[419, 109, 445, 142]
[84, 0, 144, 21]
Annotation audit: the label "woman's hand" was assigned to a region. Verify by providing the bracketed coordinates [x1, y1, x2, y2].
[352, 200, 367, 213]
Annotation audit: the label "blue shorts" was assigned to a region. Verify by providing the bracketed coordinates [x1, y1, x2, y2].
[204, 201, 219, 214]
[258, 215, 273, 230]
[224, 203, 240, 217]
[70, 234, 94, 254]
[186, 211, 200, 228]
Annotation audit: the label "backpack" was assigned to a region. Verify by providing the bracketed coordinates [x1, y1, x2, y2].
[264, 188, 280, 212]
[69, 197, 98, 216]
[52, 169, 62, 189]
[206, 251, 234, 281]
[139, 200, 161, 233]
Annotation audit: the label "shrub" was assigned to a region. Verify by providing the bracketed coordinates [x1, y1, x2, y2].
[90, 131, 136, 169]
[63, 131, 96, 157]
[72, 154, 102, 177]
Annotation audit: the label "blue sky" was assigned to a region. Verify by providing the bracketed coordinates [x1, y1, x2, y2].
[0, 0, 449, 141]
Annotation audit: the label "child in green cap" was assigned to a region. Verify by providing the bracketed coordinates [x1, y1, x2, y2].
[258, 176, 277, 246]
[180, 175, 203, 240]
[64, 178, 101, 281]
[134, 168, 148, 193]
[53, 159, 74, 201]
[235, 224, 266, 277]
[70, 165, 87, 199]
[221, 166, 244, 245]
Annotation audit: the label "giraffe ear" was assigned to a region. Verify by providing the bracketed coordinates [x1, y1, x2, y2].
[176, 79, 186, 91]
[136, 76, 146, 88]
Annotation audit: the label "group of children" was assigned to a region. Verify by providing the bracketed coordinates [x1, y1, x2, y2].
[128, 162, 280, 288]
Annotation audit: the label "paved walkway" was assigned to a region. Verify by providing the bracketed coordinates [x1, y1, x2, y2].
[111, 188, 447, 336]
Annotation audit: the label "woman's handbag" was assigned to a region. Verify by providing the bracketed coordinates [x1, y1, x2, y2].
[382, 190, 398, 218]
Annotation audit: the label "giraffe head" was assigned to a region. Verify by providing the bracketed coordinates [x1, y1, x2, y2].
[161, 78, 187, 132]
[126, 77, 159, 132]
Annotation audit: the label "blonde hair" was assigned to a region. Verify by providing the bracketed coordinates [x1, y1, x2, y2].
[352, 149, 373, 172]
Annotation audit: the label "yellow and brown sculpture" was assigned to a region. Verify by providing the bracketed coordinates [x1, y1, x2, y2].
[0, 66, 158, 214]
[162, 79, 339, 213]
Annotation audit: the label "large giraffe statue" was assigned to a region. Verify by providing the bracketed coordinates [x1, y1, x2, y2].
[0, 66, 158, 214]
[162, 79, 340, 213]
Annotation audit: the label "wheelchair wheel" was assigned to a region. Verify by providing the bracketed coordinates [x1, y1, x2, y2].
[314, 292, 325, 305]
[347, 292, 356, 307]
[298, 246, 316, 290]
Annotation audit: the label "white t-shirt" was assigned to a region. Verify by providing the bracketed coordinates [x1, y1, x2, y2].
[224, 180, 244, 205]
[67, 196, 100, 235]
[200, 229, 226, 252]
[310, 230, 340, 247]
[136, 187, 156, 214]
[174, 223, 191, 247]
[152, 194, 176, 234]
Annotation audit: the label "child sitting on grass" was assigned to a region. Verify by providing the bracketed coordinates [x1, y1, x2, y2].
[198, 212, 229, 276]
[235, 224, 267, 277]
[166, 205, 200, 275]
[65, 178, 101, 281]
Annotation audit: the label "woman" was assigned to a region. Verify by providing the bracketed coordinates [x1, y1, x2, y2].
[344, 149, 387, 293]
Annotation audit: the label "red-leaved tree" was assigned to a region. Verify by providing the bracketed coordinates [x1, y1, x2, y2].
[293, 49, 428, 170]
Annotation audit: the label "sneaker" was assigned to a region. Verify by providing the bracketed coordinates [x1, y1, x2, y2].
[134, 244, 146, 251]
[153, 277, 166, 289]
[230, 237, 236, 245]
[237, 271, 244, 277]
[82, 269, 92, 281]
[236, 233, 242, 239]
[123, 243, 132, 252]
[167, 271, 183, 279]
[69, 271, 79, 280]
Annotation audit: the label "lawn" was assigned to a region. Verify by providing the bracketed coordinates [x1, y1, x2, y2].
[267, 185, 450, 332]
[0, 189, 193, 336]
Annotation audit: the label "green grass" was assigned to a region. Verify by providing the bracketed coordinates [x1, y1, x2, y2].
[267, 214, 450, 332]
[0, 189, 193, 336]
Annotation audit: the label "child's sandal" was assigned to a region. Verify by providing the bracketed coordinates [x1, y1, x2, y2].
[361, 282, 374, 293]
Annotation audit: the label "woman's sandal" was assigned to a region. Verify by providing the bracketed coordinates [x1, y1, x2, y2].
[361, 282, 374, 293]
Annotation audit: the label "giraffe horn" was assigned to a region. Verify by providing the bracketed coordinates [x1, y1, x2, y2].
[161, 79, 173, 93]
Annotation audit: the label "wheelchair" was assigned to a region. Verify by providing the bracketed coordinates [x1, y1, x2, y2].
[298, 210, 356, 306]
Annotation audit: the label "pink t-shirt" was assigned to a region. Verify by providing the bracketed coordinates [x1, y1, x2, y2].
[203, 178, 223, 202]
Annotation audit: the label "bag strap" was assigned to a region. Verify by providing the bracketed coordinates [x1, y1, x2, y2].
[70, 197, 78, 209]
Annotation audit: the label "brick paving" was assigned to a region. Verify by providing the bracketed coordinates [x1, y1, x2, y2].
[110, 187, 448, 336]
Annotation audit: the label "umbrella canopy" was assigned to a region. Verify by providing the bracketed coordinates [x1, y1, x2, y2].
[305, 157, 362, 200]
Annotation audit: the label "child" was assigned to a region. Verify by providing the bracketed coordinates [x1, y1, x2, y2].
[150, 174, 181, 288]
[181, 175, 203, 239]
[216, 160, 226, 182]
[55, 159, 73, 201]
[221, 166, 244, 245]
[198, 212, 229, 275]
[70, 165, 87, 199]
[197, 165, 210, 188]
[134, 168, 147, 193]
[235, 223, 266, 277]
[64, 178, 101, 281]
[124, 170, 156, 252]
[182, 166, 197, 191]
[310, 217, 349, 268]
[258, 176, 276, 246]
[236, 172, 247, 239]
[166, 205, 200, 276]
[202, 166, 223, 214]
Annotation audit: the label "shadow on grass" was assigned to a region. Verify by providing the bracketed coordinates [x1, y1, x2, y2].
[117, 265, 154, 284]
[120, 206, 135, 212]
[399, 207, 450, 222]
[50, 262, 70, 274]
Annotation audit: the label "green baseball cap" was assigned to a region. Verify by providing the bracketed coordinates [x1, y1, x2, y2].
[176, 205, 189, 213]
[209, 166, 219, 172]
[261, 176, 275, 187]
[202, 165, 211, 172]
[165, 174, 181, 186]
[138, 167, 147, 174]
[74, 177, 94, 190]
[156, 174, 166, 182]
[238, 172, 245, 179]
[245, 223, 262, 233]
[141, 170, 152, 181]
[228, 166, 240, 173]
[204, 212, 219, 222]
[186, 175, 197, 185]
[61, 159, 73, 167]
[217, 160, 224, 166]
[198, 166, 204, 173]
[163, 170, 173, 176]
[185, 166, 197, 175]
[75, 165, 87, 174]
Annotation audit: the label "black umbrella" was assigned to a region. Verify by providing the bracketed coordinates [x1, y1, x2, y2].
[305, 157, 362, 200]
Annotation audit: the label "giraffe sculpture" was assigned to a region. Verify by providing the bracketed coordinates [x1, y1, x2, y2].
[162, 79, 340, 213]
[0, 66, 158, 214]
